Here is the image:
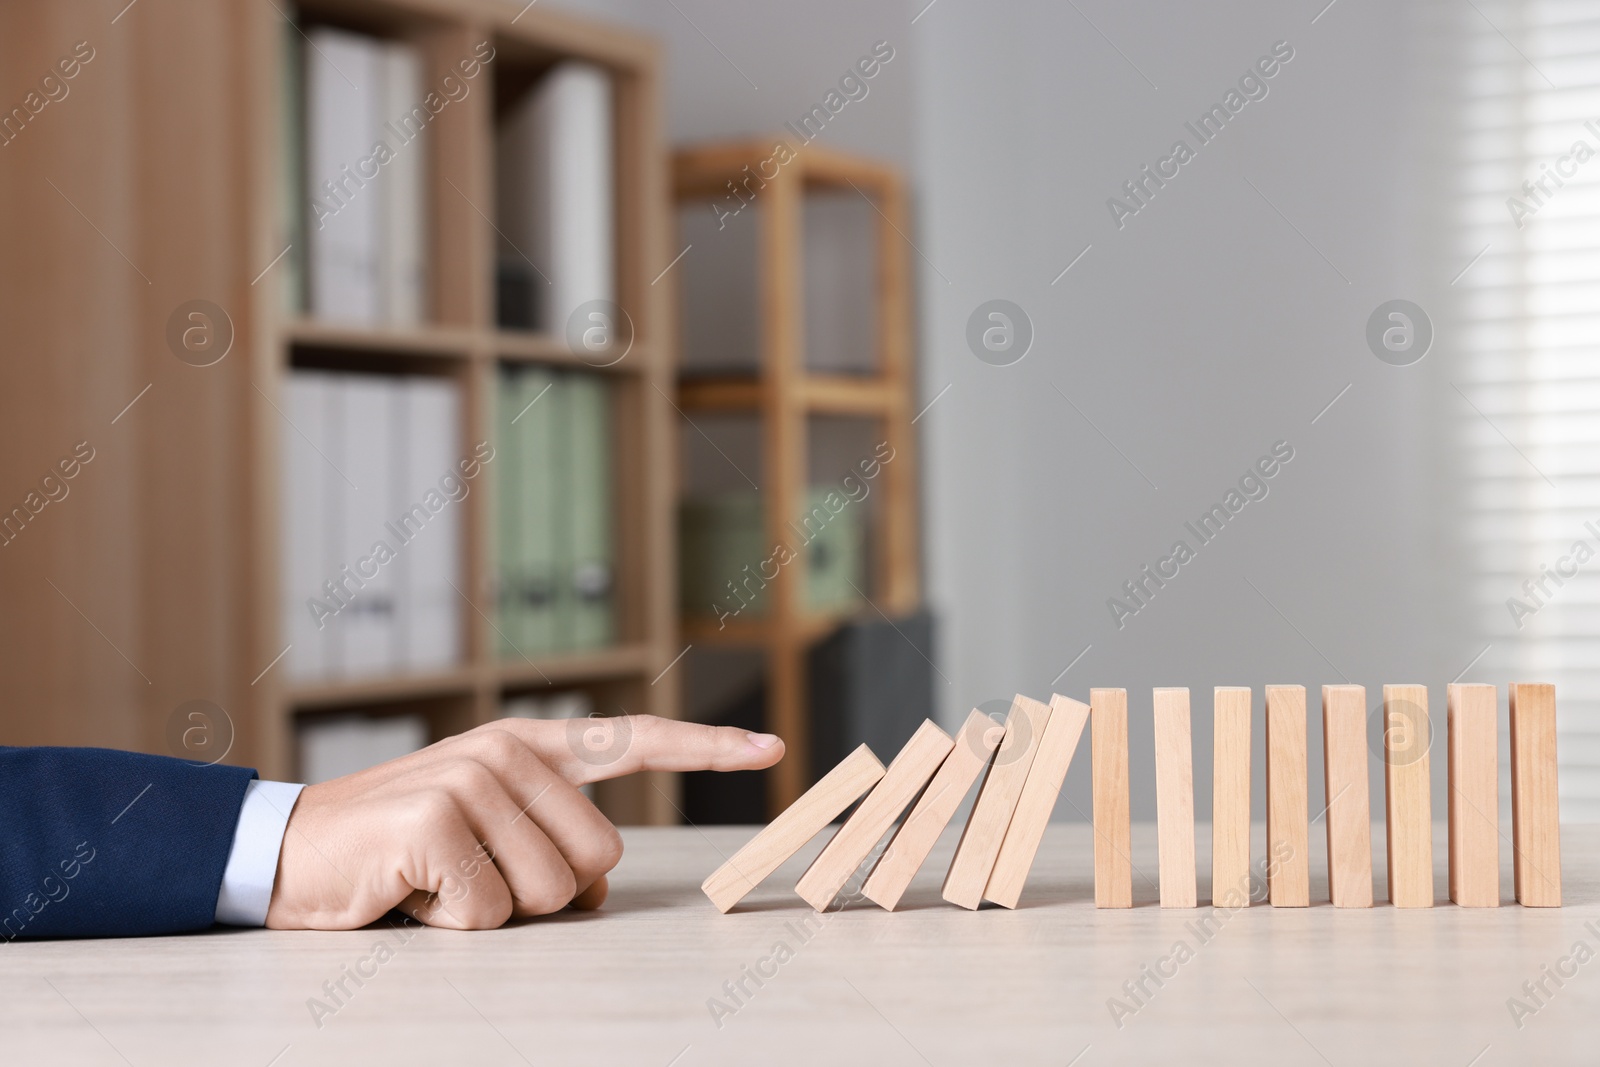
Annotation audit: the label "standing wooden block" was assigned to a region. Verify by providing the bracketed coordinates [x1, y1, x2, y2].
[1510, 682, 1561, 907]
[1091, 687, 1132, 908]
[1153, 688, 1197, 908]
[701, 744, 885, 913]
[1447, 683, 1499, 907]
[1322, 685, 1373, 908]
[985, 694, 1090, 908]
[1384, 683, 1434, 908]
[1211, 687, 1252, 908]
[1265, 684, 1310, 907]
[795, 720, 954, 911]
[863, 710, 1003, 910]
[943, 694, 1052, 910]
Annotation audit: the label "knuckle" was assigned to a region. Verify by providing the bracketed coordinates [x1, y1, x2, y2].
[472, 728, 523, 765]
[570, 825, 624, 878]
[407, 788, 459, 828]
[701, 723, 740, 764]
[522, 867, 578, 916]
[443, 757, 498, 794]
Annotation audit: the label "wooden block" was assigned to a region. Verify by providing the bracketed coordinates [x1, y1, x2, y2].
[1510, 682, 1561, 907]
[795, 720, 954, 911]
[1265, 684, 1310, 907]
[1211, 686, 1252, 908]
[863, 710, 1003, 910]
[1322, 684, 1373, 908]
[1153, 688, 1197, 908]
[1447, 683, 1499, 908]
[1384, 683, 1434, 908]
[985, 694, 1090, 908]
[942, 694, 1052, 910]
[1091, 687, 1132, 908]
[701, 744, 885, 913]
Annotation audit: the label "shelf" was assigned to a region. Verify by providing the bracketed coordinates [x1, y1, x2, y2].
[673, 139, 919, 814]
[677, 374, 897, 414]
[497, 642, 656, 689]
[0, 0, 679, 826]
[803, 376, 898, 414]
[283, 318, 477, 360]
[672, 139, 900, 199]
[682, 610, 851, 647]
[296, 0, 657, 68]
[0, 0, 681, 825]
[286, 643, 659, 710]
[278, 322, 655, 372]
[495, 330, 647, 374]
[289, 665, 479, 710]
[795, 142, 901, 191]
[675, 375, 759, 411]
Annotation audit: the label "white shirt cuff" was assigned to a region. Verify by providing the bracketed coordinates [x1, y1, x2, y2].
[214, 780, 306, 927]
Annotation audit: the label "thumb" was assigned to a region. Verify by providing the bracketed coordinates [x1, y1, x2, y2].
[519, 715, 785, 785]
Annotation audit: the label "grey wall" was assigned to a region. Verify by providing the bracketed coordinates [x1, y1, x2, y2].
[546, 0, 1492, 823]
[911, 0, 1486, 824]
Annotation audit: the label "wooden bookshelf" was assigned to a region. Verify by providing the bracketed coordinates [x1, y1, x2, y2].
[672, 140, 921, 811]
[0, 0, 679, 825]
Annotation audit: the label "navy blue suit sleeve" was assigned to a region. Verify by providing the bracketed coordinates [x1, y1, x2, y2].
[0, 747, 257, 939]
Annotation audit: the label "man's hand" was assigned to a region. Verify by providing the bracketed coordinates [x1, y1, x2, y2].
[265, 715, 783, 930]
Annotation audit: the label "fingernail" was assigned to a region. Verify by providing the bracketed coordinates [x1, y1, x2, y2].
[746, 732, 780, 750]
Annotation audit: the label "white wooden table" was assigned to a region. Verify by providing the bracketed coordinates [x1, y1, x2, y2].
[1, 823, 1593, 1066]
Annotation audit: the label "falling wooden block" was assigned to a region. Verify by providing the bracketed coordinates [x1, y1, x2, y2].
[1265, 684, 1310, 907]
[1384, 683, 1434, 908]
[795, 720, 954, 911]
[701, 744, 885, 913]
[1153, 687, 1197, 909]
[942, 694, 1052, 910]
[1447, 683, 1499, 908]
[862, 710, 1003, 910]
[1510, 682, 1561, 907]
[985, 694, 1090, 909]
[1091, 687, 1132, 908]
[1322, 684, 1373, 908]
[1211, 686, 1252, 908]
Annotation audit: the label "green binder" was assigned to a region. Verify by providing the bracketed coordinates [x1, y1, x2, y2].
[799, 489, 862, 613]
[566, 373, 614, 649]
[680, 493, 764, 617]
[522, 367, 562, 656]
[678, 489, 862, 619]
[495, 369, 525, 657]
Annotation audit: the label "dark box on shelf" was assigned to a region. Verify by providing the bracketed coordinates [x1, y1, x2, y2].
[807, 608, 936, 785]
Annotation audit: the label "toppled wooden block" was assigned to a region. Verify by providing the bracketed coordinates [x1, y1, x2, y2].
[795, 720, 953, 912]
[985, 694, 1090, 909]
[863, 709, 1002, 911]
[943, 694, 1051, 910]
[701, 744, 884, 913]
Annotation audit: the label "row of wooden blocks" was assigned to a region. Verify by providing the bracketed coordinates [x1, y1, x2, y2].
[701, 683, 1562, 913]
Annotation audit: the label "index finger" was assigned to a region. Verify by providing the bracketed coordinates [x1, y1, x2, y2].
[505, 715, 785, 785]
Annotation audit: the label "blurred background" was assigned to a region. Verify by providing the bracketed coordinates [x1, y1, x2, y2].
[0, 0, 1594, 830]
